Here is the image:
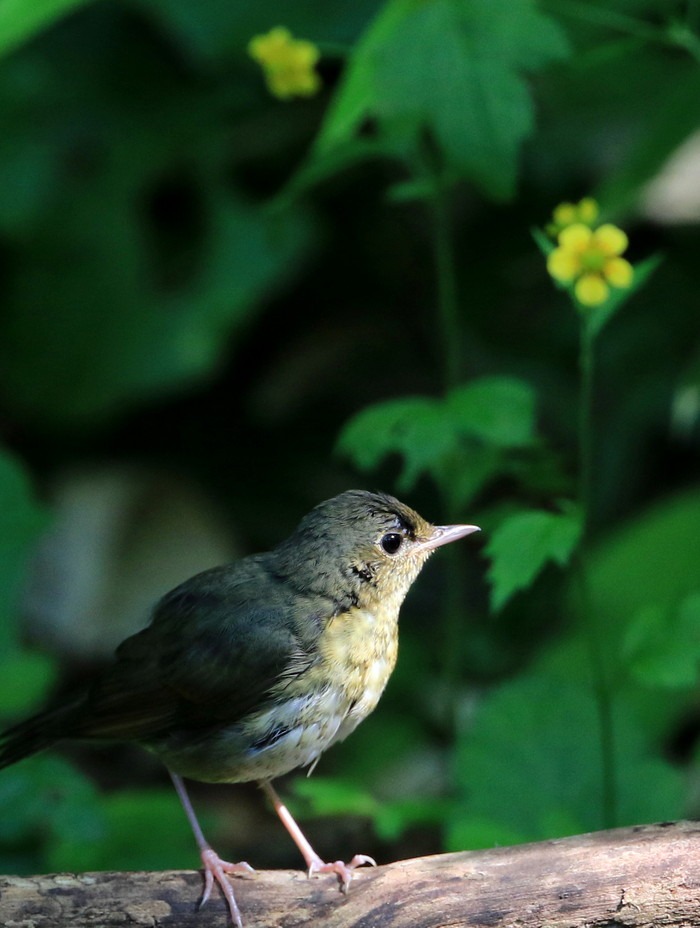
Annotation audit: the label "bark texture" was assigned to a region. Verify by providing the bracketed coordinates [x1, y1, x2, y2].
[1, 820, 699, 927]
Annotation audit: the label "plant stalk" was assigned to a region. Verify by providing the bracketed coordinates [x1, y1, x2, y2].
[430, 177, 466, 726]
[431, 181, 462, 392]
[578, 323, 617, 829]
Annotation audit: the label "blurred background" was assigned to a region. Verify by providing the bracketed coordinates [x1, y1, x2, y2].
[1, 0, 700, 880]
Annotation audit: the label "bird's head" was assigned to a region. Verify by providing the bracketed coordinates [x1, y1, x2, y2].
[273, 490, 479, 610]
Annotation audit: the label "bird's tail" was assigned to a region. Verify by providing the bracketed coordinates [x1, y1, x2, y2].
[0, 703, 81, 770]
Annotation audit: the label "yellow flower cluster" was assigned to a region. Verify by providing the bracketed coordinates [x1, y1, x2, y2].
[248, 27, 321, 100]
[546, 197, 599, 237]
[546, 200, 634, 307]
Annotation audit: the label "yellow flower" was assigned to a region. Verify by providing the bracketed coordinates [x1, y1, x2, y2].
[547, 222, 634, 307]
[248, 27, 321, 100]
[546, 197, 599, 237]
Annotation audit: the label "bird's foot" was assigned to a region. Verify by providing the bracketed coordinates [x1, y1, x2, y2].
[199, 847, 255, 928]
[308, 853, 377, 893]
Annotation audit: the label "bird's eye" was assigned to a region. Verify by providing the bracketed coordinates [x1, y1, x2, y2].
[380, 532, 403, 555]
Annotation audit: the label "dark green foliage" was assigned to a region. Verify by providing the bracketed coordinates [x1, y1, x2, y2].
[0, 0, 699, 878]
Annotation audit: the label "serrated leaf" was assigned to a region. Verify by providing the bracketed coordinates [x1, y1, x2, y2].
[486, 506, 582, 611]
[336, 396, 457, 491]
[338, 376, 537, 493]
[317, 0, 568, 198]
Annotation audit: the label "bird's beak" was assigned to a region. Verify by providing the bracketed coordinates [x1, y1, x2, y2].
[418, 523, 480, 552]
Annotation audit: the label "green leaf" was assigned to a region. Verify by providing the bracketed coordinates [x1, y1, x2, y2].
[447, 673, 685, 849]
[531, 224, 555, 257]
[447, 444, 503, 509]
[623, 593, 700, 689]
[486, 505, 582, 611]
[336, 396, 457, 491]
[577, 487, 700, 663]
[292, 777, 378, 818]
[292, 776, 449, 843]
[447, 377, 536, 448]
[338, 376, 538, 494]
[447, 815, 526, 851]
[0, 0, 96, 59]
[317, 0, 568, 198]
[374, 796, 450, 842]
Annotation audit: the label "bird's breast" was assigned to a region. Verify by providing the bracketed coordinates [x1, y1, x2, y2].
[318, 603, 399, 724]
[247, 601, 401, 773]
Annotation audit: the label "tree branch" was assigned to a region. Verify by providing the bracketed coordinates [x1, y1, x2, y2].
[2, 821, 700, 927]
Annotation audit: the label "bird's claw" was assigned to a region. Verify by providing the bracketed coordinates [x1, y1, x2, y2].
[199, 848, 255, 927]
[308, 853, 377, 892]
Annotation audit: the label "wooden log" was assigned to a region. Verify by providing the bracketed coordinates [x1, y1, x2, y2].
[1, 821, 699, 927]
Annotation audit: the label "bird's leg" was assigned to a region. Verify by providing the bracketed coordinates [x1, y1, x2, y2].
[259, 779, 376, 892]
[169, 771, 254, 928]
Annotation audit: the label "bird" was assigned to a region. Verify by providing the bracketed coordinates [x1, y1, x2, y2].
[0, 489, 479, 926]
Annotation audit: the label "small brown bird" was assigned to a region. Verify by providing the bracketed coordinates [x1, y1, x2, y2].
[0, 490, 479, 926]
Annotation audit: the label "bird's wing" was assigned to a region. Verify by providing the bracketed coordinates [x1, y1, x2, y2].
[76, 561, 323, 742]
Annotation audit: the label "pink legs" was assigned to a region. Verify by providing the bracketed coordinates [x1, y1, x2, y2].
[169, 772, 375, 927]
[259, 779, 376, 891]
[169, 772, 253, 928]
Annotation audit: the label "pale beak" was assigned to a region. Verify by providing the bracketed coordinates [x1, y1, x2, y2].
[418, 523, 480, 552]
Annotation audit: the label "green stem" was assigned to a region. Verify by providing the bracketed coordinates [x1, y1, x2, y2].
[431, 180, 462, 391]
[549, 0, 700, 62]
[578, 330, 594, 526]
[546, 0, 664, 43]
[439, 487, 467, 723]
[576, 555, 617, 828]
[430, 176, 465, 725]
[578, 323, 617, 829]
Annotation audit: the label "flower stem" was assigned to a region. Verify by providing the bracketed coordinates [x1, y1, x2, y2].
[578, 322, 617, 829]
[429, 175, 467, 724]
[546, 0, 667, 43]
[431, 179, 462, 391]
[578, 329, 594, 524]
